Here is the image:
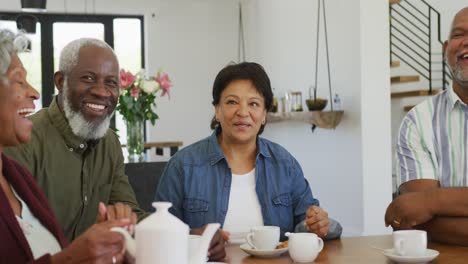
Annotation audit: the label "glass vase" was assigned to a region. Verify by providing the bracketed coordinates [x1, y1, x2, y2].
[126, 119, 145, 162]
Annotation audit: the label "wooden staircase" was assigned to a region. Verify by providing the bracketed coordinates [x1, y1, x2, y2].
[389, 0, 445, 111]
[391, 75, 420, 84]
[390, 60, 438, 111]
[403, 105, 415, 112]
[390, 61, 400, 68]
[390, 59, 439, 111]
[391, 89, 440, 99]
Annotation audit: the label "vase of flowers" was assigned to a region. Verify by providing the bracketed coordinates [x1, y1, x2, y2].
[125, 119, 144, 162]
[118, 69, 172, 162]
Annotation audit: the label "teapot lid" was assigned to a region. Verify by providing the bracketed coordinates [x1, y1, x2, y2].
[153, 202, 172, 212]
[137, 202, 189, 232]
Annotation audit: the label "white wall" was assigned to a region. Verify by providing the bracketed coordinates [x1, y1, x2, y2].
[247, 0, 364, 236]
[0, 0, 402, 236]
[143, 0, 239, 152]
[359, 0, 392, 235]
[244, 0, 392, 236]
[427, 1, 468, 39]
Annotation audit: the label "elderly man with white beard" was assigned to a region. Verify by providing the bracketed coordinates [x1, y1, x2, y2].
[5, 38, 147, 241]
[385, 7, 468, 246]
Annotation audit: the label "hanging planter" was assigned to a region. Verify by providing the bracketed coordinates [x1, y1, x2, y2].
[306, 85, 328, 111]
[309, 111, 343, 129]
[237, 0, 246, 62]
[307, 0, 344, 130]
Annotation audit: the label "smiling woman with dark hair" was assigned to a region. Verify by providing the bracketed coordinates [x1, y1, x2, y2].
[156, 62, 342, 261]
[0, 28, 132, 264]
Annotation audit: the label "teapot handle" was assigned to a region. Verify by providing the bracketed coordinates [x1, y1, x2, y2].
[111, 227, 137, 257]
[191, 223, 221, 264]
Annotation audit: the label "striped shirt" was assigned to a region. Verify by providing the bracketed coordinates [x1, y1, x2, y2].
[396, 86, 468, 188]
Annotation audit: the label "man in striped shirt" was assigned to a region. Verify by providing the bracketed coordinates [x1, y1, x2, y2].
[385, 7, 468, 246]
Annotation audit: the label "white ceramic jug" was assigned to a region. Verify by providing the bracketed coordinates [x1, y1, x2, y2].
[111, 202, 220, 264]
[285, 232, 323, 263]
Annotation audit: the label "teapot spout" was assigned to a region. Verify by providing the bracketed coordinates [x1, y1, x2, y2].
[190, 223, 221, 264]
[111, 227, 137, 257]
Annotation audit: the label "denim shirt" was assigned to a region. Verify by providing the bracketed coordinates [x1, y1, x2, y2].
[155, 131, 341, 240]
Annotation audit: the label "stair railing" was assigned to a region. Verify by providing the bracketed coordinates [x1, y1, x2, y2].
[390, 0, 451, 92]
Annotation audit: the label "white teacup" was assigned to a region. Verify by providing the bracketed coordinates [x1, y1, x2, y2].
[393, 230, 427, 257]
[286, 232, 323, 263]
[246, 226, 280, 250]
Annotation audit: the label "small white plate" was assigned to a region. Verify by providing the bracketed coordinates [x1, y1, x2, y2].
[239, 243, 288, 258]
[382, 248, 439, 263]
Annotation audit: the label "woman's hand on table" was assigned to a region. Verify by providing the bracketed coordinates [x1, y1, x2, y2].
[191, 225, 227, 261]
[221, 230, 230, 242]
[304, 206, 330, 238]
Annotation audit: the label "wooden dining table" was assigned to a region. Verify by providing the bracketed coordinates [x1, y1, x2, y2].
[223, 235, 468, 263]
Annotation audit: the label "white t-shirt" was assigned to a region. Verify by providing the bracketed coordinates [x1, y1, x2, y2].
[223, 168, 264, 244]
[12, 188, 61, 259]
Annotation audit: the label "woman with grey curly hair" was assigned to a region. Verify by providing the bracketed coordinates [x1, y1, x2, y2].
[0, 28, 132, 264]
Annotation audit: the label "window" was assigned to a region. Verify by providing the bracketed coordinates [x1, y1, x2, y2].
[53, 22, 105, 73]
[52, 22, 105, 95]
[0, 12, 144, 141]
[114, 18, 142, 72]
[113, 18, 143, 143]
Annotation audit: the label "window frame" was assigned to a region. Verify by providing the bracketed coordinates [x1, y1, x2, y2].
[0, 12, 145, 108]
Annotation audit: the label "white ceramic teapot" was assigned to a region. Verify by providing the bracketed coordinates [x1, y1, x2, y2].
[111, 202, 220, 264]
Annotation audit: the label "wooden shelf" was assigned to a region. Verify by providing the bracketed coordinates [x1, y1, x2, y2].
[267, 111, 344, 129]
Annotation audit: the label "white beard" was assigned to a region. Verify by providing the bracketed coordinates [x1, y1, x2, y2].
[448, 59, 468, 87]
[62, 83, 113, 140]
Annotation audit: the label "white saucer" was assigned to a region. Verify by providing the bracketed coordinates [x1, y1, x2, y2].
[382, 248, 439, 263]
[239, 243, 288, 258]
[227, 232, 247, 245]
[228, 237, 246, 245]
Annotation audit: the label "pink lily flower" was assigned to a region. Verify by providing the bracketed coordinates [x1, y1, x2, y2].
[156, 72, 173, 98]
[120, 69, 136, 89]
